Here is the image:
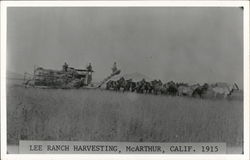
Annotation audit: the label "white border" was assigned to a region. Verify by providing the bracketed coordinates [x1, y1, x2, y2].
[1, 1, 249, 160]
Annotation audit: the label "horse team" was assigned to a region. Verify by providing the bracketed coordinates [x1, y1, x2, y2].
[106, 77, 242, 99]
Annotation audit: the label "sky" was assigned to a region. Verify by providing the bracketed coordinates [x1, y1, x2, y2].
[7, 7, 243, 88]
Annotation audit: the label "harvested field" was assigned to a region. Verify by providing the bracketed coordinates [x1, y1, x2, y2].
[7, 85, 243, 152]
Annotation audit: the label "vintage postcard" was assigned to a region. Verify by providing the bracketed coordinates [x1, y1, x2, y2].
[1, 1, 249, 160]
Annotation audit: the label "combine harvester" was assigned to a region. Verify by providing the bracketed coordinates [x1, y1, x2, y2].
[24, 65, 120, 89]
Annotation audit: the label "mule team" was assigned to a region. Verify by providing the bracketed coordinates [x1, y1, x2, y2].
[106, 77, 241, 99]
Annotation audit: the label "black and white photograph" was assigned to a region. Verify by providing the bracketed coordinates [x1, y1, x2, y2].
[1, 1, 249, 159]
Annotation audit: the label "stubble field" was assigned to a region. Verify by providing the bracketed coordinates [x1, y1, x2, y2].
[7, 85, 243, 153]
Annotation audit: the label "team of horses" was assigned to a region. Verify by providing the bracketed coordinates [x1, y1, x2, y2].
[106, 77, 242, 99]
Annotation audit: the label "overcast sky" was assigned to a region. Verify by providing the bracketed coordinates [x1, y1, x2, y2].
[7, 7, 243, 87]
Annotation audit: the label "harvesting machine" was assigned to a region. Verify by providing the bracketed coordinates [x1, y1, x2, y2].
[24, 65, 120, 89]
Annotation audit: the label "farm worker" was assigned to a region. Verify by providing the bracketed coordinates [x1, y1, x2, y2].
[86, 63, 93, 85]
[87, 63, 92, 72]
[112, 62, 118, 73]
[63, 62, 68, 72]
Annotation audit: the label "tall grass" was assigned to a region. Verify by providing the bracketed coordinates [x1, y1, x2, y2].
[7, 86, 243, 148]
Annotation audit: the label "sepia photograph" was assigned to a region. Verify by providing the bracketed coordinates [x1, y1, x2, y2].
[1, 1, 249, 159]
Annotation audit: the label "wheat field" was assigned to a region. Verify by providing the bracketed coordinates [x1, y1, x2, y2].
[7, 85, 243, 152]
